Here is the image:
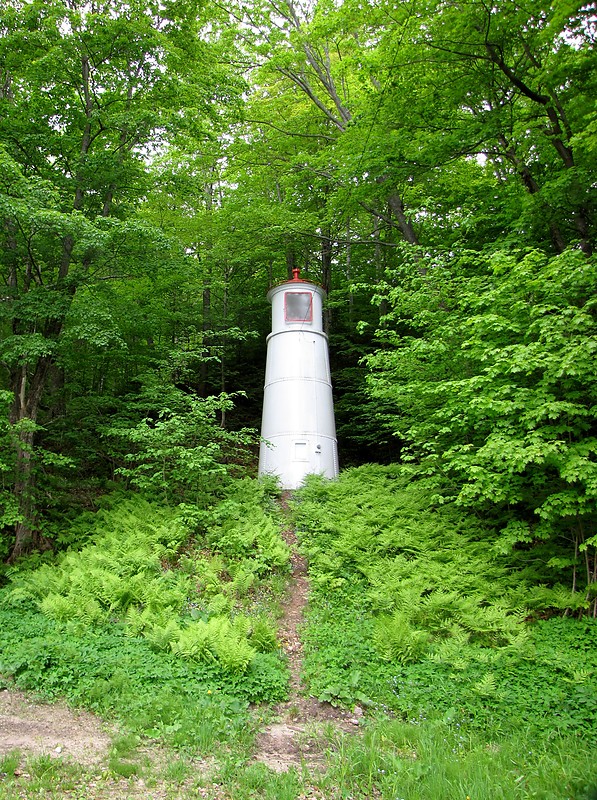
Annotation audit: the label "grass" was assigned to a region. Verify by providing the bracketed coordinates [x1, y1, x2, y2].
[318, 718, 597, 800]
[1, 724, 596, 800]
[1, 471, 596, 798]
[0, 752, 85, 799]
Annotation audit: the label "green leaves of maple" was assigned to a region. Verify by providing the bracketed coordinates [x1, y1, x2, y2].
[366, 249, 597, 604]
[101, 384, 253, 504]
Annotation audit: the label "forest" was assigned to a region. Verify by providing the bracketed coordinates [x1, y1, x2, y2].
[0, 0, 596, 797]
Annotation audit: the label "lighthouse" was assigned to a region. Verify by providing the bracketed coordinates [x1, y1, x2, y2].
[258, 269, 339, 490]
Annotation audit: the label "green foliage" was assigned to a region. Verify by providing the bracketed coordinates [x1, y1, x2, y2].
[0, 390, 21, 559]
[0, 0, 248, 556]
[170, 617, 256, 672]
[366, 250, 597, 610]
[319, 715, 597, 800]
[9, 496, 189, 616]
[297, 466, 528, 654]
[5, 481, 289, 699]
[294, 467, 597, 736]
[373, 613, 429, 665]
[249, 616, 279, 654]
[0, 601, 285, 756]
[101, 382, 256, 504]
[0, 388, 78, 558]
[205, 477, 291, 575]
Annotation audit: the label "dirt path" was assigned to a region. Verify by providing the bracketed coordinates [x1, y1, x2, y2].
[253, 496, 360, 773]
[0, 496, 358, 784]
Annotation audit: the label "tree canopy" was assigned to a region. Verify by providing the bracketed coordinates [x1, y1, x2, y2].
[0, 0, 595, 609]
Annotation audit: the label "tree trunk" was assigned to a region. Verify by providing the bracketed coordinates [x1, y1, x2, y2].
[387, 193, 419, 247]
[220, 265, 229, 428]
[321, 228, 333, 334]
[286, 244, 296, 281]
[11, 427, 37, 561]
[497, 135, 568, 253]
[346, 219, 353, 325]
[8, 357, 54, 561]
[373, 216, 388, 321]
[484, 44, 593, 255]
[199, 279, 211, 397]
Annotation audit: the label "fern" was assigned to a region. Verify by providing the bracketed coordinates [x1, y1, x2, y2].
[196, 556, 227, 596]
[567, 667, 594, 684]
[141, 576, 188, 612]
[523, 584, 590, 613]
[230, 568, 255, 598]
[171, 620, 217, 662]
[124, 606, 173, 637]
[205, 479, 290, 574]
[144, 620, 181, 652]
[207, 593, 231, 615]
[373, 612, 429, 664]
[39, 593, 78, 623]
[7, 484, 289, 686]
[213, 633, 255, 672]
[429, 625, 472, 668]
[249, 617, 279, 653]
[231, 615, 251, 639]
[473, 672, 499, 698]
[171, 616, 256, 672]
[294, 466, 563, 672]
[79, 598, 105, 625]
[10, 562, 69, 602]
[503, 627, 534, 658]
[125, 605, 150, 636]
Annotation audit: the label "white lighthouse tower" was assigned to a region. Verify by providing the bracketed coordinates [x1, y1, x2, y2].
[258, 269, 339, 490]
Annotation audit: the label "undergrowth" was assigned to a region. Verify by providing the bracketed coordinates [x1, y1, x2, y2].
[316, 716, 597, 800]
[0, 478, 290, 753]
[293, 466, 597, 738]
[2, 467, 596, 799]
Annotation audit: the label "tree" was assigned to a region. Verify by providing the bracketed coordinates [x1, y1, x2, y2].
[365, 248, 597, 611]
[374, 0, 597, 253]
[0, 0, 241, 558]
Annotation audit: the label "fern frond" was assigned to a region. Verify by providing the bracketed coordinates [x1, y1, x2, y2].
[171, 621, 215, 662]
[473, 672, 499, 698]
[213, 631, 256, 672]
[248, 617, 279, 653]
[39, 593, 77, 622]
[145, 620, 181, 652]
[373, 612, 429, 664]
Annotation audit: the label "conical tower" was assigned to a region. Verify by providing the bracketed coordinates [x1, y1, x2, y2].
[258, 269, 339, 489]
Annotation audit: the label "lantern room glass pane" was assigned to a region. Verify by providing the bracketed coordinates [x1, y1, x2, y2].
[285, 292, 312, 322]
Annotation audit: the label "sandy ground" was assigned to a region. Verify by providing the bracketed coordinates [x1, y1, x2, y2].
[0, 688, 111, 765]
